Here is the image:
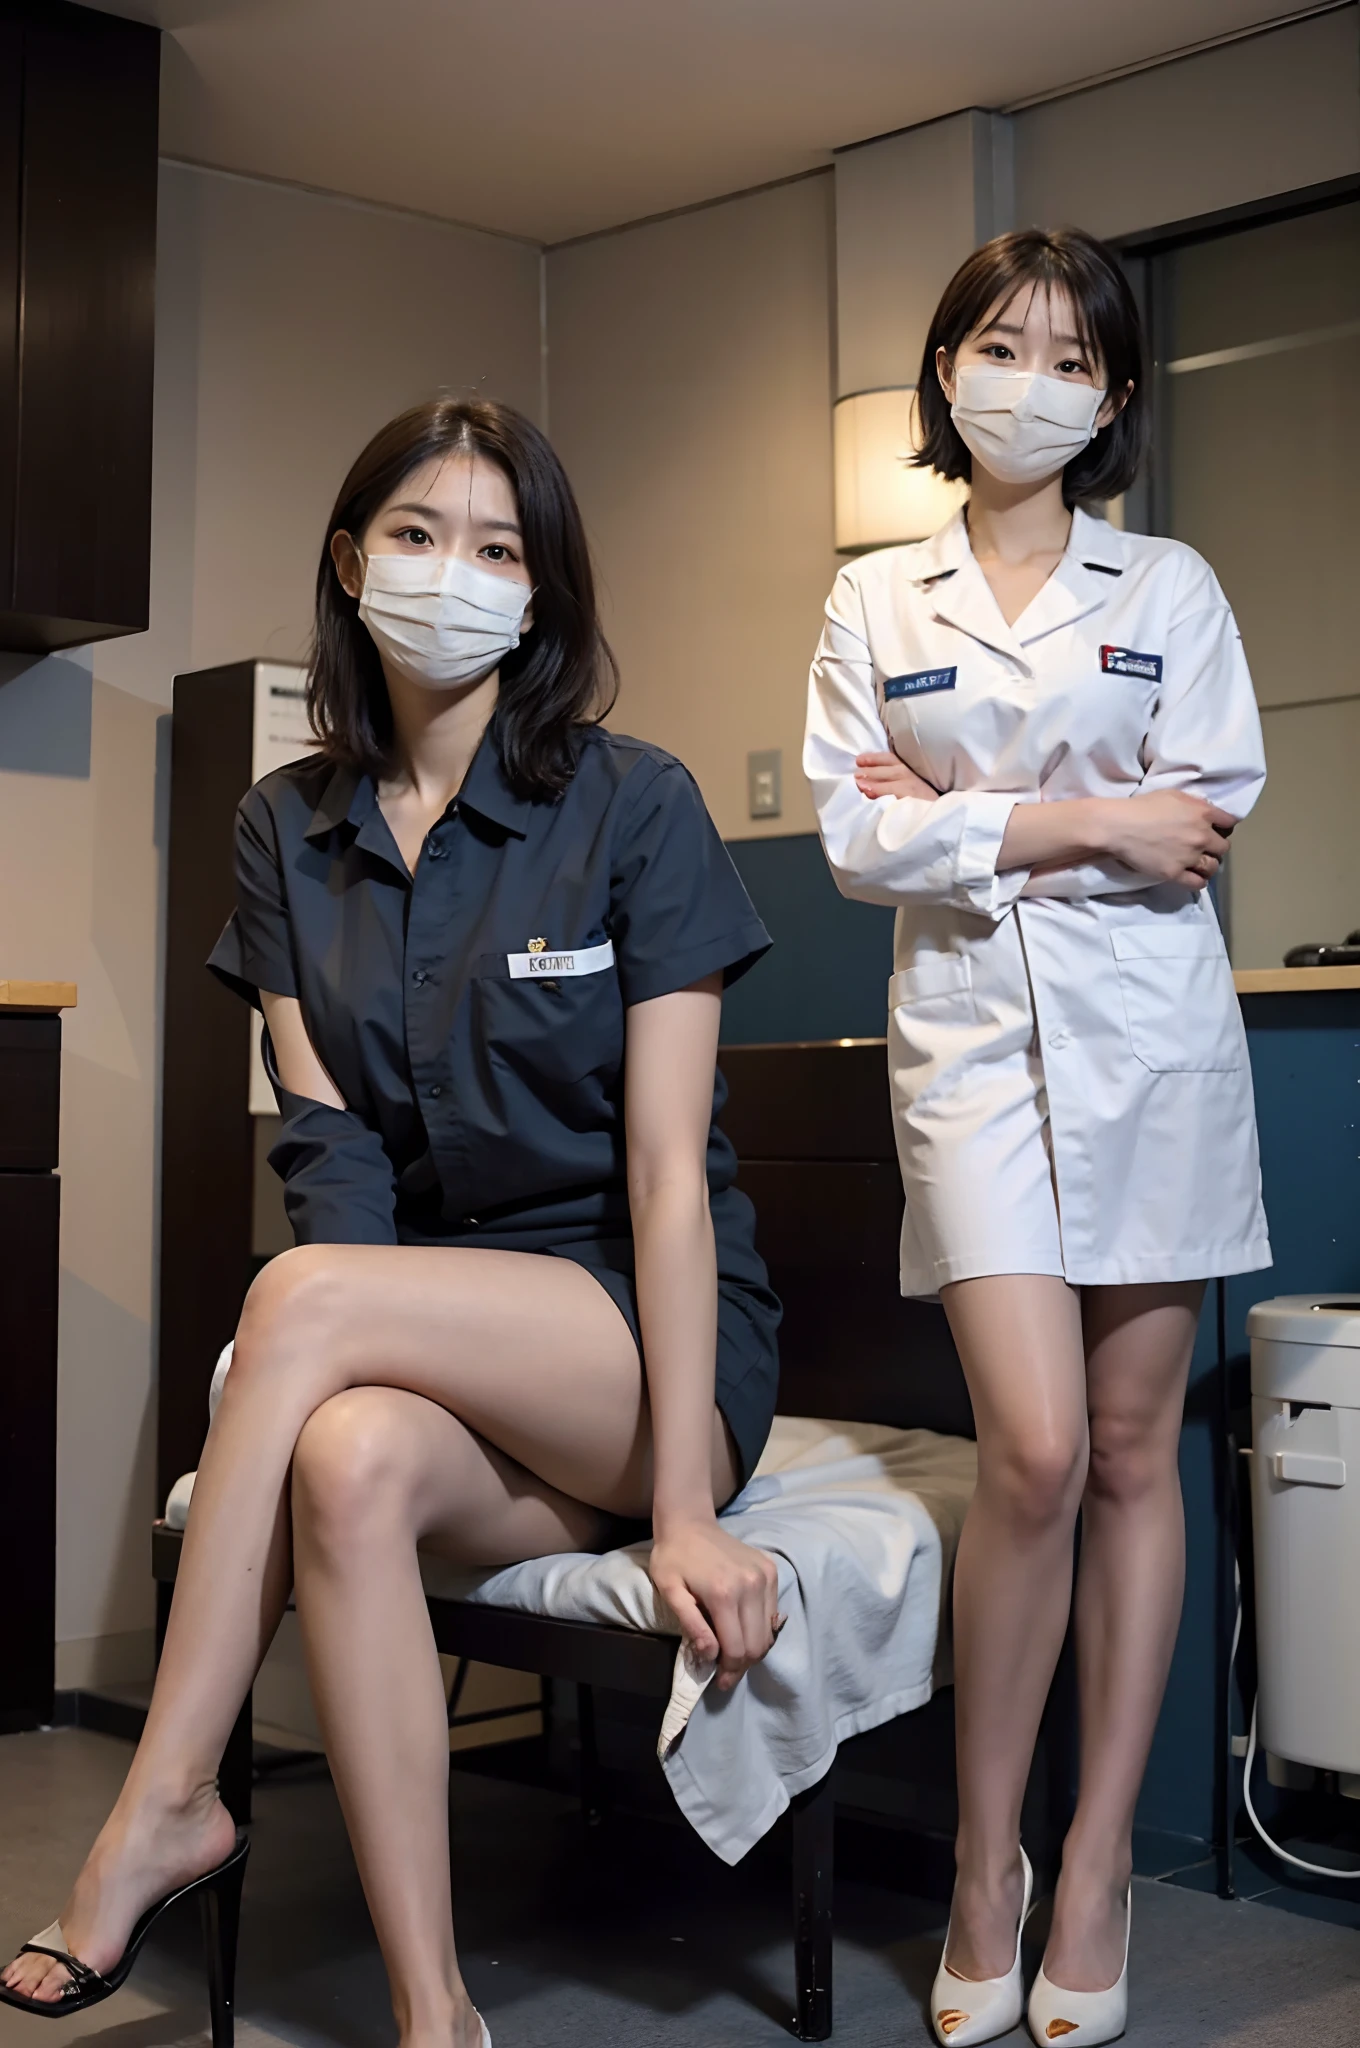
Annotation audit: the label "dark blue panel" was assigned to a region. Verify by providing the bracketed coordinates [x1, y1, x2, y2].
[1228, 993, 1360, 1336]
[722, 833, 895, 1044]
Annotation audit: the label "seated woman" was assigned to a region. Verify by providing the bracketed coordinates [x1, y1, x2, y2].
[2, 399, 783, 2048]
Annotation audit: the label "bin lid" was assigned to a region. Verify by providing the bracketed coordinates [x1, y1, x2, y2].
[1247, 1294, 1360, 1347]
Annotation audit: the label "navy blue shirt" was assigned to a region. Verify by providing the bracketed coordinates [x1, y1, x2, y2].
[208, 723, 773, 1265]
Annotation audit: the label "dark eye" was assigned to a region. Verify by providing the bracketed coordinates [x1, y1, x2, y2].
[1056, 359, 1089, 377]
[480, 543, 518, 564]
[395, 526, 433, 547]
[981, 343, 1014, 361]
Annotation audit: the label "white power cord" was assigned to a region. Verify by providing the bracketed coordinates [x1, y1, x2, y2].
[1233, 1563, 1360, 1879]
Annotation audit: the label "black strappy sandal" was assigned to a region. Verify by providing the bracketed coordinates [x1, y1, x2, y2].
[0, 1828, 249, 2048]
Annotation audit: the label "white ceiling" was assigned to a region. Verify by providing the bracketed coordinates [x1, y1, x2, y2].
[92, 0, 1302, 244]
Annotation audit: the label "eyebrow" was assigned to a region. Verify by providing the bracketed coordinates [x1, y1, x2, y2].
[386, 502, 522, 535]
[980, 320, 1085, 346]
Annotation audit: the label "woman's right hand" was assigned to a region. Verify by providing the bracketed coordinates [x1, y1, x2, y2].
[1096, 790, 1237, 890]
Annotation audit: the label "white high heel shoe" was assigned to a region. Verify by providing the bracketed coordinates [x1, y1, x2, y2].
[1026, 1886, 1131, 2046]
[929, 1846, 1034, 2046]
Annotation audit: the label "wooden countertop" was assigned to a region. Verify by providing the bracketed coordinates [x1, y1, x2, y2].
[0, 981, 78, 1009]
[1234, 967, 1360, 995]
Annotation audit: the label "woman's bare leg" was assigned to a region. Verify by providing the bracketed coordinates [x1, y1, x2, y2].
[289, 1384, 732, 2048]
[1042, 1280, 1202, 1992]
[3, 1246, 735, 2005]
[939, 1274, 1089, 1981]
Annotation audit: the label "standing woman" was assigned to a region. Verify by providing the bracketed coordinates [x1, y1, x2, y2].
[805, 229, 1269, 2047]
[2, 399, 782, 2048]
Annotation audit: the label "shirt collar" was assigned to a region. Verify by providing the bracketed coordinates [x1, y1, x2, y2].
[456, 720, 533, 839]
[303, 760, 370, 843]
[301, 720, 534, 849]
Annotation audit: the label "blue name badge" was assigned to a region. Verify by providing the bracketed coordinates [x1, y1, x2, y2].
[884, 666, 957, 701]
[1100, 644, 1163, 682]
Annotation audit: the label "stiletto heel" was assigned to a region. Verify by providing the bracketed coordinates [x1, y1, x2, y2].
[200, 1837, 248, 2048]
[930, 1846, 1033, 2046]
[1027, 1885, 1130, 2046]
[0, 1830, 250, 2031]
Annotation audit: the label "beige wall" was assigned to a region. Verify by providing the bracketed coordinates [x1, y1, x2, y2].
[547, 173, 839, 841]
[1013, 7, 1360, 240]
[0, 163, 541, 1686]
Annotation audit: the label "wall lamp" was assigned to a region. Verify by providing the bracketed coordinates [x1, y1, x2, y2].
[833, 387, 967, 553]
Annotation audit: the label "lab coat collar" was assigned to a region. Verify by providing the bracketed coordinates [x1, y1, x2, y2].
[912, 504, 1123, 662]
[913, 510, 1027, 665]
[1016, 507, 1124, 648]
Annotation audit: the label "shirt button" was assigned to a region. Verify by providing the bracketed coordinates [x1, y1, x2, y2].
[463, 1216, 480, 1230]
[427, 844, 447, 860]
[1048, 1029, 1071, 1050]
[412, 969, 428, 986]
[428, 1084, 443, 1098]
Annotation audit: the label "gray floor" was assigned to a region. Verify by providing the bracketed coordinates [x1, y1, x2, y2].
[2, 1729, 1357, 2048]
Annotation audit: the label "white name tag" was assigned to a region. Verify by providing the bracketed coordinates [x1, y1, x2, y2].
[506, 939, 615, 980]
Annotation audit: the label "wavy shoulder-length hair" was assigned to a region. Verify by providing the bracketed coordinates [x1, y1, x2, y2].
[307, 398, 618, 798]
[914, 226, 1146, 505]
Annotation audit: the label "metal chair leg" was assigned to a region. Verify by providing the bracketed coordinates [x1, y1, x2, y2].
[790, 1773, 835, 2040]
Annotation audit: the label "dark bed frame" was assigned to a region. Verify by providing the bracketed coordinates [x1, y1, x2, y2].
[150, 1039, 977, 2043]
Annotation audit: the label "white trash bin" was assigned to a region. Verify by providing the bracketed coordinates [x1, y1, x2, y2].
[1249, 1294, 1360, 1785]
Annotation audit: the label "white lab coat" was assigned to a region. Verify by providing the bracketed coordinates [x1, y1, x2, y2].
[804, 506, 1272, 1294]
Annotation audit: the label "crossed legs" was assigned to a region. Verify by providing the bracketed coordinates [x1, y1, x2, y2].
[939, 1273, 1201, 1993]
[2, 1243, 738, 2048]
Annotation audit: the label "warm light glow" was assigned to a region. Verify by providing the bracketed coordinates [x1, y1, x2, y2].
[833, 388, 967, 552]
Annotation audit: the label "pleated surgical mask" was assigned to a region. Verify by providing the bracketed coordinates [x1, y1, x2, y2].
[950, 366, 1105, 485]
[358, 551, 531, 689]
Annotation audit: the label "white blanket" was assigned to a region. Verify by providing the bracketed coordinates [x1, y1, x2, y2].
[168, 1351, 974, 1865]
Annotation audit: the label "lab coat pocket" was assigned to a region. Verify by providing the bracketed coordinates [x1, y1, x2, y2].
[888, 956, 979, 1107]
[1111, 925, 1243, 1073]
[889, 956, 975, 1011]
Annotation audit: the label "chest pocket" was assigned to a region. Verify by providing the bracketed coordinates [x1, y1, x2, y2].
[1111, 925, 1244, 1074]
[470, 945, 624, 1091]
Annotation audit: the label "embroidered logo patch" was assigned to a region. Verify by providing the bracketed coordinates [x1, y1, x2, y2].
[1100, 645, 1163, 681]
[884, 667, 957, 700]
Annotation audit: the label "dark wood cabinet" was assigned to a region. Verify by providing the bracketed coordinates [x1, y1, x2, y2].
[0, 1, 160, 654]
[0, 1008, 63, 1730]
[158, 664, 259, 1505]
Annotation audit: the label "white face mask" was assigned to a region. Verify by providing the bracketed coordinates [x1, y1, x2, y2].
[949, 366, 1106, 485]
[357, 552, 531, 690]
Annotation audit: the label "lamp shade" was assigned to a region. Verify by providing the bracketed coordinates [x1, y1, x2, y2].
[833, 388, 967, 552]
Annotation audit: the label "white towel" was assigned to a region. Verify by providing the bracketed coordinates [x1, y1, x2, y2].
[170, 1352, 975, 1866]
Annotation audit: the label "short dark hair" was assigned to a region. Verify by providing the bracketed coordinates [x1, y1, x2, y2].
[308, 397, 618, 798]
[914, 227, 1146, 504]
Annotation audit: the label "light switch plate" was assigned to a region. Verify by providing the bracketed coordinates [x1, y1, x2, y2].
[747, 748, 782, 819]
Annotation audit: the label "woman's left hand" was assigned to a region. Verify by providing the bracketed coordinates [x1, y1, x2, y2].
[649, 1517, 782, 1692]
[854, 750, 940, 803]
